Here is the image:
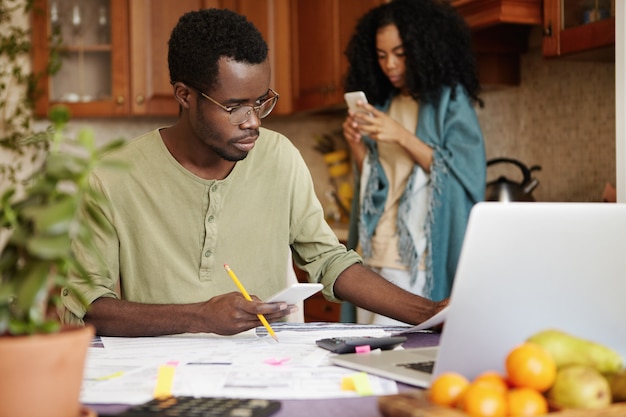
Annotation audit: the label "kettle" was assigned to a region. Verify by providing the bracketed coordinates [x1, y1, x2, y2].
[485, 158, 541, 202]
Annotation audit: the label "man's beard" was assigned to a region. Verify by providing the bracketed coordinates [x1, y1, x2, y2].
[212, 143, 249, 162]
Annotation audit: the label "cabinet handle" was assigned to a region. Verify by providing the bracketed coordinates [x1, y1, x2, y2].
[136, 94, 145, 105]
[116, 95, 125, 105]
[543, 22, 552, 37]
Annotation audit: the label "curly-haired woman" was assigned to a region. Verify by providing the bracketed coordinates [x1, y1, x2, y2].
[342, 0, 486, 325]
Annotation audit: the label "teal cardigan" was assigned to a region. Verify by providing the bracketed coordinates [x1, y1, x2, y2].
[347, 85, 486, 301]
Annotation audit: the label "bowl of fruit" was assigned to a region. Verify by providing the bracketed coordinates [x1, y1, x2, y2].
[379, 329, 626, 416]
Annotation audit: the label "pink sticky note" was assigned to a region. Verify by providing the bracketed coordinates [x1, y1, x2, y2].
[264, 357, 291, 366]
[355, 345, 371, 354]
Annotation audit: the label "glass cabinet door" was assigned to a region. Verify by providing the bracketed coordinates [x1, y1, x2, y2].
[49, 0, 112, 103]
[32, 0, 130, 118]
[561, 0, 613, 29]
[543, 0, 622, 61]
[543, 0, 615, 58]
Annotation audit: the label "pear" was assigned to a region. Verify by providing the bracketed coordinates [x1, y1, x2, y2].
[547, 365, 612, 410]
[527, 329, 623, 374]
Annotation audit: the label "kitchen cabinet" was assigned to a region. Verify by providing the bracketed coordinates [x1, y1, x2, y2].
[32, 0, 268, 117]
[452, 0, 543, 87]
[452, 0, 543, 30]
[543, 0, 615, 58]
[32, 0, 131, 117]
[31, 0, 385, 118]
[128, 0, 280, 116]
[289, 0, 384, 112]
[128, 0, 216, 116]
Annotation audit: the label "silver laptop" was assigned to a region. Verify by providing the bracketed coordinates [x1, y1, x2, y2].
[331, 202, 626, 387]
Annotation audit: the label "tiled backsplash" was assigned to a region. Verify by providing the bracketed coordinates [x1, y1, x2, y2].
[51, 28, 616, 203]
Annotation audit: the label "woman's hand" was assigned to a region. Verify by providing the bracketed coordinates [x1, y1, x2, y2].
[352, 102, 411, 146]
[351, 101, 434, 172]
[343, 106, 368, 170]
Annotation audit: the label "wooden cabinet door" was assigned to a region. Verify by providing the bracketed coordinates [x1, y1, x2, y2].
[291, 0, 384, 112]
[291, 0, 337, 110]
[32, 0, 131, 118]
[129, 0, 274, 116]
[128, 0, 205, 116]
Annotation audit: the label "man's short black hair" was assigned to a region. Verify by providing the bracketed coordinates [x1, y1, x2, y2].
[168, 8, 268, 93]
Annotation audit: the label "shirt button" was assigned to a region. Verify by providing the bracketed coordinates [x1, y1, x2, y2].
[211, 185, 218, 192]
[208, 215, 214, 222]
[204, 250, 212, 257]
[62, 289, 69, 296]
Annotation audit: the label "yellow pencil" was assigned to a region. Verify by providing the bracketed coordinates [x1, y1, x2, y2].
[224, 264, 279, 342]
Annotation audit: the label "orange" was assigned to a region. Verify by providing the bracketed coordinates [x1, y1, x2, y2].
[505, 342, 556, 392]
[473, 371, 509, 395]
[428, 372, 470, 407]
[462, 382, 507, 417]
[506, 387, 548, 416]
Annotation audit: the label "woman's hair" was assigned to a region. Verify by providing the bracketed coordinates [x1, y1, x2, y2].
[168, 8, 268, 92]
[344, 0, 482, 107]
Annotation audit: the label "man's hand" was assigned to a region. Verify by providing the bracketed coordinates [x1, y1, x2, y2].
[201, 292, 295, 335]
[85, 293, 296, 337]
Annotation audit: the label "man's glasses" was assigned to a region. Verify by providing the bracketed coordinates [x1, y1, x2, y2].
[191, 86, 279, 125]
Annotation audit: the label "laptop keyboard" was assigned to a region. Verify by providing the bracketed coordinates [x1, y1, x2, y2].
[397, 360, 435, 374]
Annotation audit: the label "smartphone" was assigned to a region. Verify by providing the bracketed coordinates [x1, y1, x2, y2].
[344, 91, 371, 115]
[266, 283, 323, 305]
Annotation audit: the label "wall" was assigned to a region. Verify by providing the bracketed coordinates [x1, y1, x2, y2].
[479, 27, 615, 202]
[52, 27, 616, 204]
[617, 0, 625, 202]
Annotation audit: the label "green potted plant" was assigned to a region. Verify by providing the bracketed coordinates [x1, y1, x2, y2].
[0, 2, 124, 417]
[0, 106, 125, 417]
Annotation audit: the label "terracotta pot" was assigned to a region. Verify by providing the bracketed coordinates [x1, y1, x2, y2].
[0, 325, 95, 417]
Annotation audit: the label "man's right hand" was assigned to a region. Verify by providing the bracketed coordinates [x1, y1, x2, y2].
[84, 293, 295, 337]
[199, 292, 294, 335]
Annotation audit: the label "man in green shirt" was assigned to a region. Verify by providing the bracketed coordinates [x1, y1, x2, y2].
[61, 8, 447, 337]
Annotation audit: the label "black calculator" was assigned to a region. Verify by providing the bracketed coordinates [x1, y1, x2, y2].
[108, 396, 281, 417]
[315, 336, 407, 354]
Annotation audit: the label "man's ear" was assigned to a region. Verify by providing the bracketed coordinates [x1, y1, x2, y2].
[172, 82, 192, 109]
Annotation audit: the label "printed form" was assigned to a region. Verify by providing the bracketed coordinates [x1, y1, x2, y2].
[81, 324, 407, 405]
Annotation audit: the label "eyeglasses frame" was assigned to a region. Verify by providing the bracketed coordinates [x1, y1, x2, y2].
[189, 85, 279, 125]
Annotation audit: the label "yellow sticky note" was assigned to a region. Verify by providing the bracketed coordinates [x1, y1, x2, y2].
[153, 365, 176, 398]
[351, 372, 373, 396]
[341, 376, 356, 391]
[96, 371, 124, 381]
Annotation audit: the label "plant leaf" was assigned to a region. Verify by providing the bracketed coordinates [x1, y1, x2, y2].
[25, 234, 71, 259]
[21, 196, 77, 234]
[13, 260, 49, 315]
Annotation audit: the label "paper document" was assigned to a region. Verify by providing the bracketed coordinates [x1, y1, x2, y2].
[397, 306, 449, 333]
[81, 325, 401, 405]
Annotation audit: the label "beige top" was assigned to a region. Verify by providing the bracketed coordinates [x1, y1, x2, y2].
[368, 95, 420, 269]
